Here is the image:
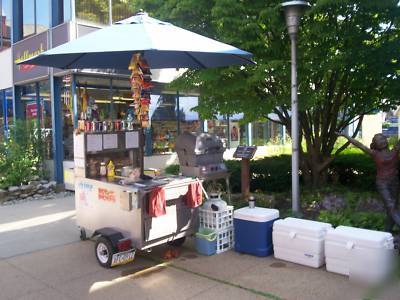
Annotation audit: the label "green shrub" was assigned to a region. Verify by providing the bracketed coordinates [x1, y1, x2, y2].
[0, 120, 45, 188]
[164, 164, 180, 175]
[330, 149, 376, 191]
[167, 148, 379, 193]
[317, 210, 386, 231]
[225, 155, 292, 193]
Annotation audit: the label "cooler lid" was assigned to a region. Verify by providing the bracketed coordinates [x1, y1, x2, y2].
[326, 226, 394, 249]
[234, 207, 279, 222]
[273, 217, 333, 238]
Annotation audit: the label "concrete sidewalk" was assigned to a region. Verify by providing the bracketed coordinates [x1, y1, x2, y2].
[0, 196, 398, 300]
[0, 195, 77, 258]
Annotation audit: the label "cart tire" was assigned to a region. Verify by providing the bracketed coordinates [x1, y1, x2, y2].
[79, 228, 87, 241]
[95, 237, 114, 268]
[167, 237, 186, 247]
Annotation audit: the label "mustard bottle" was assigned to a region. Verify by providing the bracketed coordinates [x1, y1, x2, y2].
[107, 160, 115, 178]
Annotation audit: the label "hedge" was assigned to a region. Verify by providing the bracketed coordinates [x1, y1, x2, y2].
[165, 149, 381, 193]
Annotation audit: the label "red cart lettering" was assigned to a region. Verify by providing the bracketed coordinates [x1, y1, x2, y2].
[98, 188, 116, 203]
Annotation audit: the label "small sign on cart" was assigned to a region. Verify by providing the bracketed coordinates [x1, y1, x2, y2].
[233, 146, 257, 159]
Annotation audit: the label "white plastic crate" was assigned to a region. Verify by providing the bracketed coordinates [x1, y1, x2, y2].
[216, 227, 234, 254]
[199, 206, 234, 231]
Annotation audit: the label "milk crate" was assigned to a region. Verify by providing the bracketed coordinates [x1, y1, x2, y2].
[199, 206, 234, 231]
[216, 227, 234, 254]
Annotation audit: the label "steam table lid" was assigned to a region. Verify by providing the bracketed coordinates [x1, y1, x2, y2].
[234, 207, 279, 222]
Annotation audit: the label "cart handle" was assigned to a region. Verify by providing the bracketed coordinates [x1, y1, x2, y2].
[196, 178, 209, 200]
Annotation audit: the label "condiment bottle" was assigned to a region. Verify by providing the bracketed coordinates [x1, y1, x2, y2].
[100, 162, 107, 177]
[107, 160, 115, 178]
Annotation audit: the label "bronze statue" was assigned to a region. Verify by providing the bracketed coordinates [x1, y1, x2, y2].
[338, 133, 400, 235]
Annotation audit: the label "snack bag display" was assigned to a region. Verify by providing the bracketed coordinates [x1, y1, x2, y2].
[129, 53, 152, 128]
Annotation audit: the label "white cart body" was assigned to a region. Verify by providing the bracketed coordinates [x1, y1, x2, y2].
[74, 131, 199, 250]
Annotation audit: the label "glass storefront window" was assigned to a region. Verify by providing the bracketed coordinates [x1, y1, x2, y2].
[20, 81, 53, 159]
[62, 75, 74, 159]
[0, 90, 4, 134]
[63, 0, 72, 22]
[23, 0, 36, 37]
[179, 96, 201, 134]
[39, 80, 52, 159]
[207, 118, 229, 148]
[5, 88, 12, 127]
[251, 121, 283, 146]
[150, 94, 178, 154]
[22, 0, 50, 38]
[36, 0, 50, 34]
[0, 0, 12, 49]
[239, 124, 248, 146]
[76, 0, 110, 25]
[76, 76, 132, 122]
[21, 83, 37, 120]
[252, 121, 269, 146]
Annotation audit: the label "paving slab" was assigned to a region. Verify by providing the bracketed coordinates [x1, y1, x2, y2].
[189, 284, 267, 300]
[0, 196, 77, 258]
[6, 241, 101, 287]
[150, 242, 261, 281]
[53, 256, 219, 300]
[14, 287, 73, 300]
[227, 254, 365, 300]
[0, 260, 48, 300]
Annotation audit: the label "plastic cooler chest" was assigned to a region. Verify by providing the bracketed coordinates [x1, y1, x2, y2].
[273, 218, 333, 268]
[234, 207, 279, 257]
[325, 226, 394, 283]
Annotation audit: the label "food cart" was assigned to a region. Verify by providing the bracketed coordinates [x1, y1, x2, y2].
[74, 130, 200, 268]
[21, 12, 253, 269]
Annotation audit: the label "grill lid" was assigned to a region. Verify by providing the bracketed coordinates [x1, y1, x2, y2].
[175, 132, 224, 155]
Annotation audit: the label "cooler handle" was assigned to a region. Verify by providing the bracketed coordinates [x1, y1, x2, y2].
[289, 231, 297, 239]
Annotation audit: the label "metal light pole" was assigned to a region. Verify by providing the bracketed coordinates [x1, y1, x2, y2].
[281, 1, 310, 214]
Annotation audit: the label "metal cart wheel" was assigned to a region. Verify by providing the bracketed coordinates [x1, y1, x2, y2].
[79, 228, 87, 241]
[95, 237, 114, 268]
[167, 237, 186, 247]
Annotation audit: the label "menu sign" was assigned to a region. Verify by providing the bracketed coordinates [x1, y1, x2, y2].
[233, 146, 257, 159]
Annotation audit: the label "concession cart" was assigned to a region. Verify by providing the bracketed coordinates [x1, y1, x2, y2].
[74, 130, 200, 268]
[21, 12, 253, 268]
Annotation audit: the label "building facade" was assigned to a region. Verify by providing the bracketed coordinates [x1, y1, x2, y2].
[0, 0, 284, 186]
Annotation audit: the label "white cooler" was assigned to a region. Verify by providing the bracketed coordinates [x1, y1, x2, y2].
[325, 226, 395, 283]
[272, 217, 333, 268]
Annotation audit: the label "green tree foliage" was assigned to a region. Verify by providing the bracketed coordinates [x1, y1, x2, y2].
[137, 0, 400, 187]
[0, 121, 45, 188]
[76, 0, 110, 24]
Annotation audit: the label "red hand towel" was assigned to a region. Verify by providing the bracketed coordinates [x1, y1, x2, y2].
[148, 187, 166, 217]
[185, 182, 203, 208]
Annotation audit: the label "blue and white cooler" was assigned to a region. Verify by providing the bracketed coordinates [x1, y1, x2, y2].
[233, 207, 279, 257]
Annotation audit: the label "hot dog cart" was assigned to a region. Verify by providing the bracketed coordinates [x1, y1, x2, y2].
[74, 130, 200, 268]
[21, 12, 253, 269]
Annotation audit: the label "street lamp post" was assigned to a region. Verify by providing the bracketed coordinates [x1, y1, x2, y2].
[281, 1, 310, 214]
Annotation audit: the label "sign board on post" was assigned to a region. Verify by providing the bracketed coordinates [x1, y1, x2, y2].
[233, 146, 257, 198]
[233, 146, 257, 159]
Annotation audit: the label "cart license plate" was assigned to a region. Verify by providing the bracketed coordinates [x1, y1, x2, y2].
[111, 249, 136, 267]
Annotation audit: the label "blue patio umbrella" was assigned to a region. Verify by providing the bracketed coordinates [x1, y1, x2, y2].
[21, 12, 254, 70]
